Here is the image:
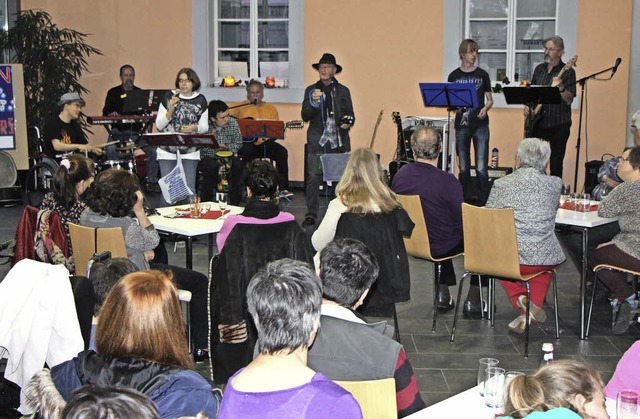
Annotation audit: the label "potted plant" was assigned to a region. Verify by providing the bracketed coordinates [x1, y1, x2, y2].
[0, 9, 101, 157]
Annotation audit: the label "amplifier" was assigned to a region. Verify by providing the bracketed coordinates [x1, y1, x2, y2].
[469, 166, 513, 179]
[469, 166, 513, 202]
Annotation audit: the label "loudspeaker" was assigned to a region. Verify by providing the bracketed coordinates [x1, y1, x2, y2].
[469, 166, 513, 201]
[584, 160, 603, 194]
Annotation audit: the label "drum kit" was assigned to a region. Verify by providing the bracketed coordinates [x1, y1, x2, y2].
[97, 141, 143, 177]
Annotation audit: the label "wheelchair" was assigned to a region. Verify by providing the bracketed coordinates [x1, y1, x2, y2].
[23, 127, 59, 207]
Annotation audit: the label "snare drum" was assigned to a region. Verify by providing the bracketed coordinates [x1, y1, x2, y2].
[98, 159, 135, 174]
[215, 150, 233, 193]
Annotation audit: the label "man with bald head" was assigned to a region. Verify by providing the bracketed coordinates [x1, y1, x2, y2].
[391, 126, 482, 318]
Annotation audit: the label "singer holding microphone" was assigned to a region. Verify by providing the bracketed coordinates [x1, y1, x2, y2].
[528, 35, 576, 178]
[301, 53, 355, 229]
[155, 67, 208, 206]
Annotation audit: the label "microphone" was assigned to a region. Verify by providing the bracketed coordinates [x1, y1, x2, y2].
[612, 57, 622, 74]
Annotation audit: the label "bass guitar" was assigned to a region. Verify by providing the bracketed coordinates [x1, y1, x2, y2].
[524, 55, 578, 137]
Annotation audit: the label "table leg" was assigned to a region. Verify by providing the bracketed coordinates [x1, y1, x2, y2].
[208, 233, 214, 264]
[186, 236, 193, 270]
[580, 227, 589, 339]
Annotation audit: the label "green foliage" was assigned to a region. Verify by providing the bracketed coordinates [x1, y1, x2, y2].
[0, 10, 101, 137]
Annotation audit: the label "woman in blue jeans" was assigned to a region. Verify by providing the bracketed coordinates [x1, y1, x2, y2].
[155, 67, 208, 206]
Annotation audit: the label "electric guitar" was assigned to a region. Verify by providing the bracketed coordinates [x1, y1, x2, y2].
[388, 111, 414, 182]
[524, 55, 578, 137]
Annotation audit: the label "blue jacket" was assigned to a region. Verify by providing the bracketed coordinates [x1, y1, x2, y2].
[51, 350, 219, 419]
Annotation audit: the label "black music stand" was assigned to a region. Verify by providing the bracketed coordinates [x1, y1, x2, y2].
[418, 82, 478, 172]
[502, 86, 562, 107]
[123, 89, 174, 114]
[143, 133, 218, 148]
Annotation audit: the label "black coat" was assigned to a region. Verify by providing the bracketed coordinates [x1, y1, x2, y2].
[335, 209, 414, 315]
[210, 207, 312, 382]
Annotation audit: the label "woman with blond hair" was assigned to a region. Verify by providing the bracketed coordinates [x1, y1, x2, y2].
[500, 360, 609, 419]
[49, 270, 220, 419]
[312, 147, 414, 316]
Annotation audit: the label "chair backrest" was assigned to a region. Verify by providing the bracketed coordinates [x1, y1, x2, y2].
[396, 194, 434, 260]
[461, 203, 522, 279]
[12, 205, 40, 266]
[335, 378, 397, 419]
[68, 223, 128, 277]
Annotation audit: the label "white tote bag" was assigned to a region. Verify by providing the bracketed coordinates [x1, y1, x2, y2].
[158, 151, 194, 204]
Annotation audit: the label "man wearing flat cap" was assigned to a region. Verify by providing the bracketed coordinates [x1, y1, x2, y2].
[301, 53, 355, 228]
[43, 92, 103, 159]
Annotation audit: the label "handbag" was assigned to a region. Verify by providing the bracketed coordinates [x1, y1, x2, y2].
[158, 150, 194, 204]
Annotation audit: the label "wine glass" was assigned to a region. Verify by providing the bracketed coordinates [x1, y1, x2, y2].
[217, 193, 229, 220]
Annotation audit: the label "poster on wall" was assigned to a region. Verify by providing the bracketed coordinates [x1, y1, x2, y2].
[0, 65, 16, 150]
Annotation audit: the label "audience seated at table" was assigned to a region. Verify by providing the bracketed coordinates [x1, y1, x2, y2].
[312, 147, 414, 317]
[307, 238, 426, 417]
[391, 125, 483, 318]
[211, 159, 312, 383]
[216, 159, 295, 251]
[48, 270, 220, 419]
[604, 339, 640, 398]
[591, 145, 640, 334]
[499, 360, 608, 419]
[485, 138, 565, 334]
[33, 155, 95, 272]
[218, 258, 362, 419]
[80, 168, 209, 358]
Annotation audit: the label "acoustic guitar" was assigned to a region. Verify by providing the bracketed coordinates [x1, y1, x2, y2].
[253, 120, 304, 145]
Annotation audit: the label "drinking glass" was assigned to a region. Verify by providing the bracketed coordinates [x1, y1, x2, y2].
[576, 193, 591, 212]
[560, 185, 571, 207]
[617, 390, 639, 419]
[567, 193, 578, 210]
[200, 203, 211, 215]
[483, 367, 506, 408]
[478, 358, 499, 396]
[217, 193, 229, 220]
[189, 197, 200, 218]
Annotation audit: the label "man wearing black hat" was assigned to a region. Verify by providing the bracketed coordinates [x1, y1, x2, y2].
[43, 92, 103, 160]
[301, 53, 355, 228]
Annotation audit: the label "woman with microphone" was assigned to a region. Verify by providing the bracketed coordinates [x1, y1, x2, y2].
[155, 68, 208, 206]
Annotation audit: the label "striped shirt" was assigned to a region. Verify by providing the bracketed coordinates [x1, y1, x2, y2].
[531, 60, 576, 128]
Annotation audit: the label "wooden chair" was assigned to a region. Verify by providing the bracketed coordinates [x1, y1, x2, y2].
[68, 223, 127, 277]
[450, 204, 559, 358]
[586, 264, 640, 337]
[68, 223, 194, 352]
[397, 194, 464, 332]
[335, 378, 396, 419]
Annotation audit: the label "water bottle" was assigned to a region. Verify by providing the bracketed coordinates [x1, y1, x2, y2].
[540, 342, 554, 366]
[491, 147, 499, 168]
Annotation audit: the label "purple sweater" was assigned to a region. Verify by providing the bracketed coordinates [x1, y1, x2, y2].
[391, 161, 463, 255]
[219, 370, 362, 418]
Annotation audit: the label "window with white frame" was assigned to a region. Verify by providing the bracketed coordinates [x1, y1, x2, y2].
[214, 0, 290, 86]
[465, 0, 557, 83]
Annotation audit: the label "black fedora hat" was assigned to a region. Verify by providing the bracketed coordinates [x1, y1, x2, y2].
[312, 53, 342, 74]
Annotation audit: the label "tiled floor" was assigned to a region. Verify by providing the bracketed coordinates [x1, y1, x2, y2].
[1, 188, 638, 408]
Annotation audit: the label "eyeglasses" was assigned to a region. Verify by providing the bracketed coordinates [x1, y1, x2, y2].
[178, 78, 192, 84]
[543, 47, 561, 52]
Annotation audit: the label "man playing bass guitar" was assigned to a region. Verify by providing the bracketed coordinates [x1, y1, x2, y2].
[526, 35, 576, 178]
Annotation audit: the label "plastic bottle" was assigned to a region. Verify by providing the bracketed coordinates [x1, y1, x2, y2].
[541, 342, 554, 366]
[491, 147, 499, 168]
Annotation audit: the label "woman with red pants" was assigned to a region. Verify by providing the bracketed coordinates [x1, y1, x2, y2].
[485, 138, 566, 333]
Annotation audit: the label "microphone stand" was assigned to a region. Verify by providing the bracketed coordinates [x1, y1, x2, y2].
[228, 100, 257, 110]
[570, 60, 621, 192]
